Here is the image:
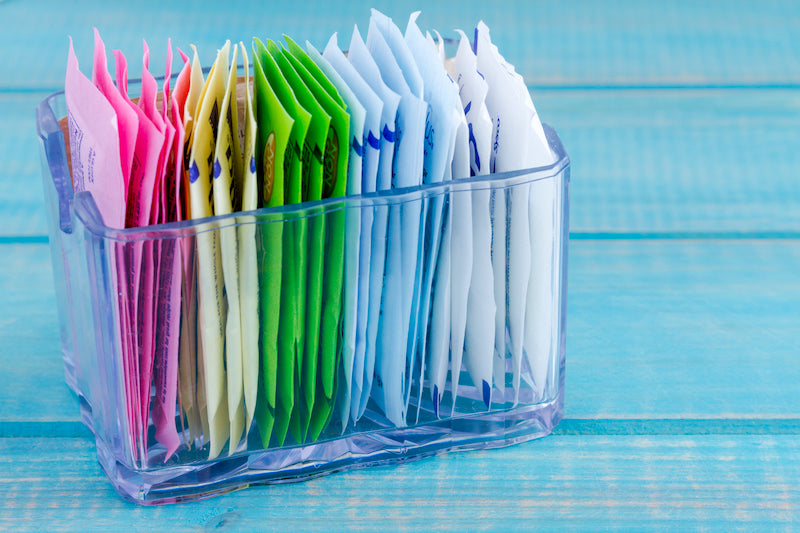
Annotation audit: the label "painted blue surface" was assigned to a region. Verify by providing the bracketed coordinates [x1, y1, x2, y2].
[0, 0, 798, 528]
[3, 0, 800, 91]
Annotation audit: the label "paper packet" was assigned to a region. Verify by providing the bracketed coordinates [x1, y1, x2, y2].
[150, 41, 182, 459]
[187, 43, 231, 459]
[251, 39, 293, 448]
[236, 42, 261, 438]
[346, 26, 400, 420]
[253, 37, 311, 445]
[270, 39, 329, 442]
[282, 37, 351, 440]
[452, 30, 497, 402]
[305, 41, 366, 431]
[211, 43, 247, 452]
[475, 21, 555, 402]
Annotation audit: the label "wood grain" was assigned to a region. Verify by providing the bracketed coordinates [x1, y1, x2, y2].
[17, 88, 800, 237]
[2, 240, 798, 429]
[1, 435, 798, 530]
[2, 0, 800, 91]
[1, 0, 798, 525]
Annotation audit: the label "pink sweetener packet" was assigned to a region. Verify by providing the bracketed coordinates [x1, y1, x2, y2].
[140, 42, 170, 226]
[153, 235, 182, 458]
[91, 31, 146, 457]
[115, 49, 163, 230]
[173, 50, 191, 125]
[158, 43, 176, 224]
[91, 28, 138, 195]
[152, 41, 183, 459]
[111, 52, 143, 457]
[172, 48, 191, 222]
[170, 50, 198, 442]
[65, 38, 126, 229]
[115, 48, 165, 461]
[65, 38, 139, 457]
[91, 33, 143, 446]
[116, 253, 140, 458]
[137, 41, 172, 451]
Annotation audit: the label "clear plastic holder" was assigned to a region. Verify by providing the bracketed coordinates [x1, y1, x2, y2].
[36, 84, 570, 505]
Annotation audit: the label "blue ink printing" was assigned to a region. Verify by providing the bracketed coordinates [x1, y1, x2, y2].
[367, 130, 381, 150]
[352, 137, 363, 157]
[382, 125, 395, 143]
[189, 161, 200, 184]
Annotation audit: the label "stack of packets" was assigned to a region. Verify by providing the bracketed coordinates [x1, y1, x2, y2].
[64, 10, 556, 462]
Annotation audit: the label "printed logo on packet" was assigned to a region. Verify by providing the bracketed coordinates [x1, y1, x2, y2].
[263, 131, 276, 204]
[323, 128, 338, 198]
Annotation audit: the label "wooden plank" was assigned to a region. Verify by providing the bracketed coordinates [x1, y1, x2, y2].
[2, 240, 799, 428]
[0, 244, 79, 424]
[2, 0, 797, 525]
[567, 239, 800, 418]
[1, 434, 798, 528]
[2, 0, 800, 91]
[537, 88, 800, 234]
[0, 92, 50, 237]
[13, 88, 800, 237]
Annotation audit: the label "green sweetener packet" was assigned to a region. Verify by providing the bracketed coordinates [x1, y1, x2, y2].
[251, 41, 293, 449]
[253, 37, 310, 447]
[269, 39, 330, 443]
[283, 36, 350, 440]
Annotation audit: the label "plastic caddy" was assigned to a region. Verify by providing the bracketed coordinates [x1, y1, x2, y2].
[37, 86, 570, 505]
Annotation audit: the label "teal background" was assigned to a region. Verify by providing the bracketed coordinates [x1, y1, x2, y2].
[1, 0, 799, 529]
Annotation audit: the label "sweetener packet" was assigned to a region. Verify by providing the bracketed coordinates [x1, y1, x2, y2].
[476, 23, 525, 401]
[91, 29, 137, 198]
[346, 26, 400, 420]
[452, 30, 497, 401]
[178, 48, 208, 445]
[476, 21, 556, 402]
[282, 38, 351, 440]
[65, 37, 137, 457]
[368, 9, 425, 185]
[305, 41, 366, 431]
[270, 39, 329, 442]
[150, 41, 182, 460]
[212, 42, 247, 453]
[367, 9, 427, 425]
[115, 46, 166, 460]
[448, 85, 474, 406]
[84, 34, 144, 458]
[321, 34, 383, 424]
[160, 46, 190, 455]
[88, 35, 142, 457]
[253, 37, 310, 446]
[187, 43, 230, 459]
[135, 41, 172, 459]
[237, 42, 261, 437]
[404, 13, 459, 416]
[427, 198, 451, 416]
[251, 39, 293, 449]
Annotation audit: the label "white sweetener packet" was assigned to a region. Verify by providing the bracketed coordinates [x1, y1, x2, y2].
[452, 29, 496, 404]
[347, 26, 401, 420]
[320, 35, 385, 424]
[404, 13, 456, 417]
[475, 21, 555, 403]
[367, 9, 427, 426]
[307, 40, 368, 429]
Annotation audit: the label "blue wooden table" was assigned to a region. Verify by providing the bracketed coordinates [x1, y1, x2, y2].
[1, 0, 799, 529]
